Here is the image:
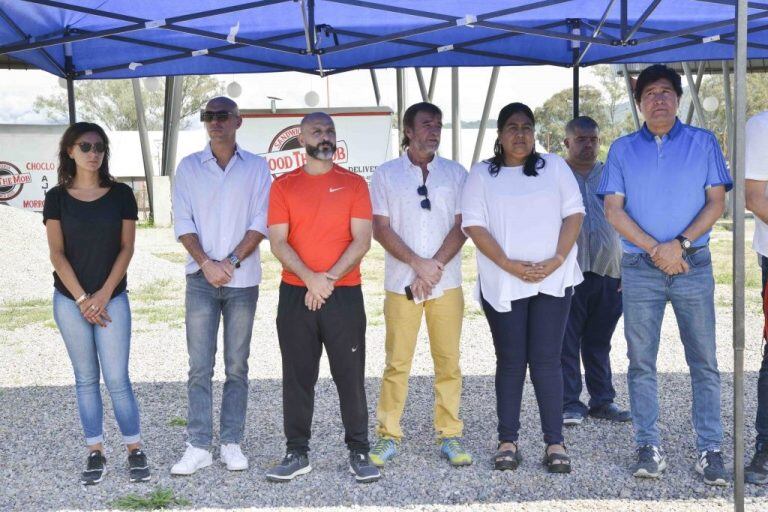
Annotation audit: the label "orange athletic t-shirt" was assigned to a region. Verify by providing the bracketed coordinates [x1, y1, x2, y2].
[267, 165, 372, 287]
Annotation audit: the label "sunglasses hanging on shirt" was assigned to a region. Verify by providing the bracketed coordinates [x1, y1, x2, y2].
[76, 142, 106, 154]
[417, 184, 431, 211]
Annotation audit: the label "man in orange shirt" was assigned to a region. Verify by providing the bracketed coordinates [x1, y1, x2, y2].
[265, 112, 380, 484]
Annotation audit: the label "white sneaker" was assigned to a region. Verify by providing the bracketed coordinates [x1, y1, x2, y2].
[171, 443, 212, 475]
[220, 444, 249, 471]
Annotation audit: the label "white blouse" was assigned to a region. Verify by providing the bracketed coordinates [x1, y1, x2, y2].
[461, 153, 586, 312]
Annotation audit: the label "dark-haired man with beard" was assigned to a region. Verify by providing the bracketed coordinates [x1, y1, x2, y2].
[265, 112, 380, 483]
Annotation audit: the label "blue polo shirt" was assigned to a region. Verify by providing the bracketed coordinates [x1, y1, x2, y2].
[596, 119, 732, 253]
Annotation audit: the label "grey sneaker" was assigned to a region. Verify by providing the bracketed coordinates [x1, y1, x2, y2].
[563, 411, 585, 426]
[745, 448, 768, 485]
[265, 451, 311, 482]
[349, 451, 381, 483]
[632, 445, 667, 478]
[128, 448, 151, 483]
[695, 450, 729, 486]
[81, 450, 107, 486]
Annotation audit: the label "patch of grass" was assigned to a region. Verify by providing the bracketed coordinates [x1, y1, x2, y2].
[137, 217, 155, 229]
[168, 416, 187, 427]
[152, 252, 187, 264]
[111, 487, 189, 510]
[132, 279, 182, 303]
[0, 298, 52, 330]
[133, 306, 184, 326]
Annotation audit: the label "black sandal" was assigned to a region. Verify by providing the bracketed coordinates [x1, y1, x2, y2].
[543, 444, 571, 474]
[493, 442, 522, 471]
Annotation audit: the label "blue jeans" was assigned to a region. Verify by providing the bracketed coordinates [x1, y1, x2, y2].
[562, 272, 622, 415]
[185, 272, 258, 448]
[622, 248, 722, 452]
[53, 290, 141, 446]
[756, 256, 768, 451]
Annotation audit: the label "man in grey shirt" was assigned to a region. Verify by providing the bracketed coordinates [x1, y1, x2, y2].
[561, 116, 630, 426]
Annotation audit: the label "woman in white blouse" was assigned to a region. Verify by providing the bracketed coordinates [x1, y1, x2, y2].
[462, 102, 584, 474]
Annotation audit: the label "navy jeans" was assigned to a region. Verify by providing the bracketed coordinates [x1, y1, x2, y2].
[562, 272, 622, 415]
[185, 272, 259, 449]
[482, 290, 573, 445]
[757, 256, 768, 451]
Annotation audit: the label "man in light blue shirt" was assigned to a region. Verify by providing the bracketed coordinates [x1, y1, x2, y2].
[170, 97, 271, 475]
[598, 65, 732, 486]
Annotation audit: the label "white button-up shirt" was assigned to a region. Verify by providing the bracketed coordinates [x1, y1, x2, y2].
[370, 152, 467, 299]
[461, 153, 585, 312]
[172, 143, 271, 288]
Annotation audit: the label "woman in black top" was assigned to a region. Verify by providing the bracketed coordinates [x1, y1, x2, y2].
[43, 122, 150, 485]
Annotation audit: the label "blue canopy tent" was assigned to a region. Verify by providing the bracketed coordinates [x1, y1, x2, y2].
[0, 1, 755, 509]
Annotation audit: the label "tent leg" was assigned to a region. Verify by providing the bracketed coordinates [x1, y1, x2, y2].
[685, 61, 705, 125]
[428, 67, 438, 103]
[723, 60, 735, 219]
[369, 69, 381, 106]
[622, 65, 640, 130]
[132, 78, 155, 221]
[573, 63, 580, 118]
[415, 68, 428, 102]
[451, 67, 460, 162]
[734, 2, 747, 511]
[64, 42, 76, 124]
[161, 76, 183, 179]
[682, 62, 706, 128]
[396, 68, 405, 155]
[472, 67, 499, 166]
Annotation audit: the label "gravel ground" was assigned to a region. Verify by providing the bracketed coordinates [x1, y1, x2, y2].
[1, 207, 768, 511]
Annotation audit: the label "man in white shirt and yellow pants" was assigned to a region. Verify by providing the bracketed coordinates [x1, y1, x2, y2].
[369, 102, 471, 467]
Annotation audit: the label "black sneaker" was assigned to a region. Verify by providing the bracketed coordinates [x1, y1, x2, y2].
[265, 451, 312, 482]
[81, 450, 107, 486]
[588, 403, 631, 423]
[128, 448, 151, 483]
[695, 450, 729, 486]
[349, 451, 381, 483]
[632, 444, 666, 479]
[746, 447, 768, 485]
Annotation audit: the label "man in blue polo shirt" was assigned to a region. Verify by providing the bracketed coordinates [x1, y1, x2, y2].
[598, 64, 732, 486]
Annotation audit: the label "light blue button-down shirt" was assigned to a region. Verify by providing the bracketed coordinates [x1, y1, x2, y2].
[597, 119, 732, 253]
[573, 162, 622, 279]
[172, 143, 271, 288]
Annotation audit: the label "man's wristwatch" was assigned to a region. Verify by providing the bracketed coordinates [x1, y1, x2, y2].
[227, 253, 241, 269]
[675, 235, 692, 251]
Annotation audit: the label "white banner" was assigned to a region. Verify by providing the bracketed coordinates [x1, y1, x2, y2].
[238, 107, 393, 182]
[0, 125, 63, 212]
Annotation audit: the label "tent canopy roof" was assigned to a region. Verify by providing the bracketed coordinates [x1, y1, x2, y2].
[0, 0, 763, 79]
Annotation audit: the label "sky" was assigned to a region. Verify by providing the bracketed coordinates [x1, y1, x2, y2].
[0, 65, 606, 125]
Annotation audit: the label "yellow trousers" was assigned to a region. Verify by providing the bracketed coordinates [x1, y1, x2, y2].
[376, 287, 464, 440]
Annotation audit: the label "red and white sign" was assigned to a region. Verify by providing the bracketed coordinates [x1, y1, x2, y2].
[0, 125, 62, 211]
[239, 107, 393, 182]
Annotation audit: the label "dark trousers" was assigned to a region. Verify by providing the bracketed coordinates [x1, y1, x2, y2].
[757, 257, 768, 450]
[276, 282, 369, 454]
[562, 272, 623, 415]
[482, 290, 573, 445]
